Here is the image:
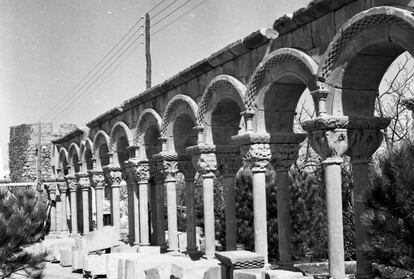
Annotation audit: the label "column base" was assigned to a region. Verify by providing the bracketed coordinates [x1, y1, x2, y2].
[277, 260, 294, 269]
[70, 233, 81, 238]
[139, 242, 150, 246]
[45, 232, 58, 239]
[58, 231, 70, 238]
[356, 272, 374, 279]
[186, 246, 201, 260]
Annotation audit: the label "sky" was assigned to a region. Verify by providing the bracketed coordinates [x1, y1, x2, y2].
[0, 0, 311, 172]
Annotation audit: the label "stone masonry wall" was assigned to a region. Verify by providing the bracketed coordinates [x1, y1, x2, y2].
[9, 123, 77, 182]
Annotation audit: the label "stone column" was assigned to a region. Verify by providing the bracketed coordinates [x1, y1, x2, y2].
[192, 151, 217, 259]
[103, 165, 123, 239]
[402, 98, 414, 140]
[302, 117, 349, 279]
[135, 162, 150, 246]
[125, 164, 139, 245]
[45, 180, 58, 236]
[89, 170, 105, 230]
[178, 160, 197, 256]
[77, 172, 91, 234]
[160, 159, 179, 252]
[270, 136, 304, 268]
[65, 175, 79, 236]
[57, 179, 69, 235]
[347, 119, 389, 279]
[153, 165, 166, 249]
[218, 154, 240, 251]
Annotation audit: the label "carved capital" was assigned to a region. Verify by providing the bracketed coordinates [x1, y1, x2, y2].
[57, 181, 68, 193]
[347, 118, 389, 164]
[270, 143, 301, 172]
[307, 129, 348, 164]
[88, 170, 106, 190]
[191, 153, 217, 176]
[102, 165, 123, 188]
[159, 160, 178, 182]
[125, 161, 150, 185]
[217, 154, 242, 177]
[64, 175, 78, 192]
[177, 160, 195, 181]
[44, 182, 57, 193]
[240, 143, 271, 173]
[76, 172, 91, 190]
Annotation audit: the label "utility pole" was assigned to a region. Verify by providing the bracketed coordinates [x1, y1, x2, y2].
[143, 13, 151, 89]
[37, 122, 42, 192]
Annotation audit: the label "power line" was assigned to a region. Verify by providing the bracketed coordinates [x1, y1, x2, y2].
[44, 24, 144, 122]
[147, 0, 170, 13]
[46, 0, 203, 122]
[150, 0, 182, 19]
[152, 0, 193, 27]
[54, 33, 144, 122]
[41, 17, 144, 122]
[152, 0, 206, 36]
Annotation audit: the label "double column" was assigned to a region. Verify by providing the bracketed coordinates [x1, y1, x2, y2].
[103, 165, 123, 239]
[89, 170, 106, 230]
[233, 131, 271, 264]
[65, 174, 79, 236]
[270, 135, 305, 268]
[76, 172, 91, 234]
[347, 119, 389, 279]
[44, 178, 58, 237]
[57, 176, 69, 236]
[188, 145, 217, 259]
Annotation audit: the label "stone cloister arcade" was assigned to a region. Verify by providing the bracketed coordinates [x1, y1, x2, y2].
[44, 2, 414, 279]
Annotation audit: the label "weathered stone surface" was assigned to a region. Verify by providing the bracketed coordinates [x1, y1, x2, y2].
[84, 254, 108, 277]
[84, 226, 119, 252]
[233, 269, 263, 279]
[59, 248, 72, 267]
[265, 270, 304, 279]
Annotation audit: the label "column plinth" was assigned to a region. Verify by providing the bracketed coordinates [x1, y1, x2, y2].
[347, 118, 390, 279]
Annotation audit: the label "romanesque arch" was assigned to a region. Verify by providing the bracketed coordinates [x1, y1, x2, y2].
[68, 143, 81, 174]
[80, 138, 94, 172]
[197, 75, 246, 146]
[246, 47, 318, 134]
[319, 6, 414, 117]
[135, 108, 162, 161]
[93, 130, 110, 170]
[58, 147, 69, 176]
[109, 121, 133, 168]
[161, 94, 198, 154]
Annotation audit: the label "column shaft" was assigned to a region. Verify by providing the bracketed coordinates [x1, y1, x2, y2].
[252, 170, 268, 264]
[60, 191, 69, 234]
[324, 162, 346, 279]
[111, 185, 121, 238]
[49, 191, 57, 234]
[275, 170, 292, 267]
[95, 187, 104, 229]
[70, 190, 78, 235]
[223, 176, 236, 251]
[155, 181, 166, 248]
[82, 189, 90, 234]
[127, 184, 135, 243]
[139, 181, 150, 245]
[202, 173, 215, 259]
[133, 184, 140, 244]
[185, 179, 197, 254]
[166, 179, 178, 251]
[352, 162, 372, 279]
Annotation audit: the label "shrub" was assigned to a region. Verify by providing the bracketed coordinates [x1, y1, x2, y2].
[0, 188, 47, 278]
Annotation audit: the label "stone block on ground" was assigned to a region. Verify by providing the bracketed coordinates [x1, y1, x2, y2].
[84, 226, 119, 252]
[171, 259, 220, 279]
[84, 254, 107, 277]
[111, 245, 139, 253]
[106, 253, 143, 279]
[215, 250, 264, 279]
[139, 245, 161, 255]
[265, 270, 304, 279]
[178, 233, 187, 253]
[233, 269, 264, 279]
[71, 247, 84, 271]
[59, 248, 72, 267]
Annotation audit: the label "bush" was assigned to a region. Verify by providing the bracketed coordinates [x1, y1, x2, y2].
[363, 140, 414, 272]
[0, 188, 47, 278]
